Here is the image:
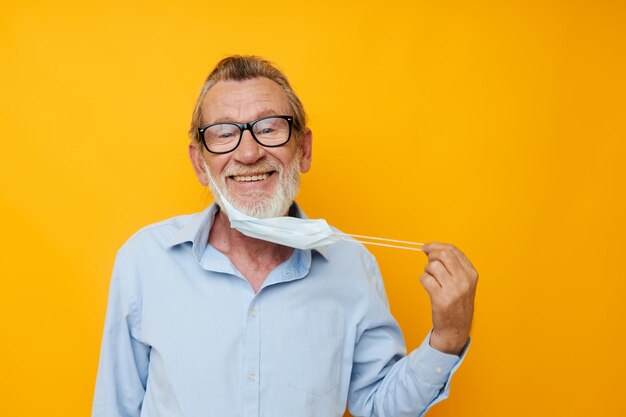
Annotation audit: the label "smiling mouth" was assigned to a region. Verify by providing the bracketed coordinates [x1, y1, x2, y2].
[230, 171, 275, 182]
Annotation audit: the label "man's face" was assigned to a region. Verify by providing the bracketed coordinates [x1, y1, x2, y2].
[189, 77, 312, 218]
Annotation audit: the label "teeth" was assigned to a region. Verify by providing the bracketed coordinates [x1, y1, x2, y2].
[232, 173, 270, 182]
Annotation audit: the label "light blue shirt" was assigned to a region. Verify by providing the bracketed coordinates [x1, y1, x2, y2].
[93, 204, 468, 417]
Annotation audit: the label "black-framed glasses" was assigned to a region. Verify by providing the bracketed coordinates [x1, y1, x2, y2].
[198, 115, 293, 154]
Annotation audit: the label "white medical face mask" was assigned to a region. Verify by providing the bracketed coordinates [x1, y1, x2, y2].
[203, 161, 343, 250]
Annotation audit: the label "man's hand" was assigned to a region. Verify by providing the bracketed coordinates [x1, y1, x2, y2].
[420, 242, 478, 355]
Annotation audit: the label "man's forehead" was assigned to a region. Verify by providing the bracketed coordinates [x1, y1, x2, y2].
[200, 77, 291, 124]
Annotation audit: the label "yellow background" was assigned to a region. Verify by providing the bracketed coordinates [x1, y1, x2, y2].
[1, 0, 625, 416]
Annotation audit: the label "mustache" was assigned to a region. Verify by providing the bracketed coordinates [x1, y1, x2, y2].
[221, 160, 282, 178]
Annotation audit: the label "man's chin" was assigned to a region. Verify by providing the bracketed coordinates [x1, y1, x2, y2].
[230, 199, 290, 219]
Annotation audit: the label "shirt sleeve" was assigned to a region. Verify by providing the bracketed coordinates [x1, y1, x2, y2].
[92, 249, 151, 417]
[347, 254, 470, 417]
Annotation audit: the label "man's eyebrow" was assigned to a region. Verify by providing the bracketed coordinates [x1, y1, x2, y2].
[207, 109, 287, 124]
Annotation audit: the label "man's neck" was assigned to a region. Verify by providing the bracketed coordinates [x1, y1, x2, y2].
[208, 208, 294, 292]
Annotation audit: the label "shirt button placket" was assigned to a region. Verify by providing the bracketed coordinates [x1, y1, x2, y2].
[243, 296, 261, 417]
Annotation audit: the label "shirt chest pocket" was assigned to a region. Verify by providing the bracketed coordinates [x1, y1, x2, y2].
[284, 309, 344, 396]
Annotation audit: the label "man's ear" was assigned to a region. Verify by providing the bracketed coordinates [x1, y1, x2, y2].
[188, 143, 209, 186]
[299, 129, 313, 173]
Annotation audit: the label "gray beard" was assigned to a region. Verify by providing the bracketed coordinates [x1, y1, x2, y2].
[207, 155, 301, 219]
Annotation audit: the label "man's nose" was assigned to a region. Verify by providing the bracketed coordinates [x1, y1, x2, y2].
[232, 129, 265, 164]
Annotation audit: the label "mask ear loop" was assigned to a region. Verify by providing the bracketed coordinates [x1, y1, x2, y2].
[202, 161, 226, 207]
[338, 233, 424, 251]
[202, 161, 215, 188]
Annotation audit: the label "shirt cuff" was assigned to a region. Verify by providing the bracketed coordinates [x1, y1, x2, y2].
[408, 330, 471, 386]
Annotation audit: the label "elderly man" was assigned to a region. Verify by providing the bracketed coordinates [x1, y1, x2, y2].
[93, 56, 478, 417]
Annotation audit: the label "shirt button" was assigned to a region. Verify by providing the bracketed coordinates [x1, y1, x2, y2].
[435, 366, 443, 375]
[248, 372, 256, 382]
[250, 309, 256, 318]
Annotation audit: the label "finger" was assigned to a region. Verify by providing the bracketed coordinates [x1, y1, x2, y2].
[419, 272, 442, 294]
[422, 242, 450, 254]
[423, 242, 461, 256]
[424, 260, 453, 287]
[424, 242, 476, 280]
[427, 248, 464, 277]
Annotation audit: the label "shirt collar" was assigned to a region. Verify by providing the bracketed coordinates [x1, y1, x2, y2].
[166, 203, 330, 261]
